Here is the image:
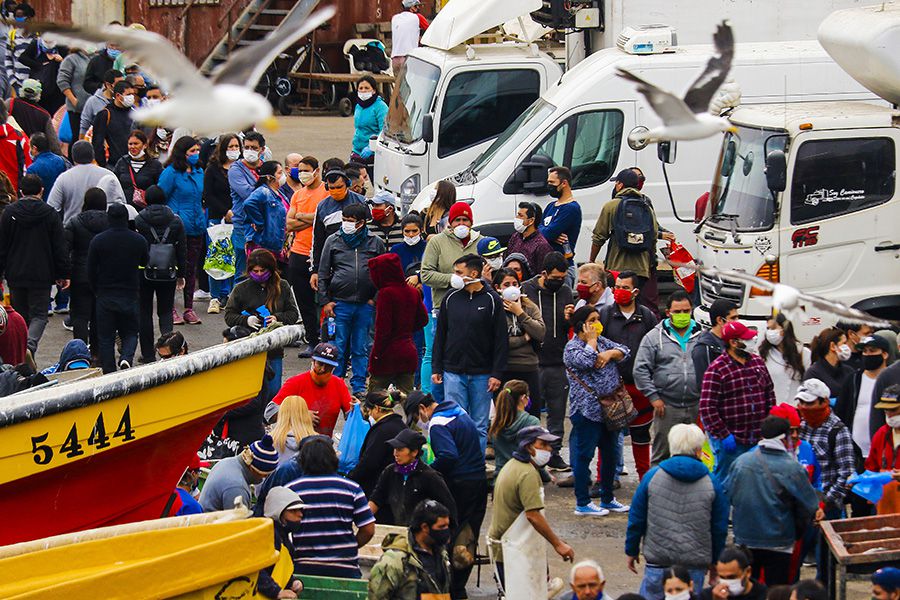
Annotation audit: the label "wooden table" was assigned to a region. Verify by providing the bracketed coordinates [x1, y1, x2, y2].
[820, 514, 900, 600]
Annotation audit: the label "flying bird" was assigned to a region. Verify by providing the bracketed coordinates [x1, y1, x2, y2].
[672, 262, 898, 329]
[31, 0, 335, 135]
[618, 21, 737, 145]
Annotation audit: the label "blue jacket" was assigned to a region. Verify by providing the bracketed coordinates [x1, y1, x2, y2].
[798, 440, 823, 490]
[429, 400, 484, 482]
[244, 185, 287, 253]
[539, 200, 581, 264]
[390, 239, 432, 311]
[158, 165, 205, 236]
[228, 160, 259, 232]
[352, 98, 388, 155]
[27, 151, 67, 201]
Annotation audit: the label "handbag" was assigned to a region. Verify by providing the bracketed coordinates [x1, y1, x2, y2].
[755, 450, 813, 540]
[566, 369, 637, 431]
[127, 165, 147, 209]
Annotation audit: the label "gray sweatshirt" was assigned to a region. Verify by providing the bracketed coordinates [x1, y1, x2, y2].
[57, 51, 91, 113]
[47, 163, 126, 224]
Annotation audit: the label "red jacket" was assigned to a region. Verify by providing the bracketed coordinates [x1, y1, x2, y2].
[368, 252, 428, 376]
[0, 305, 27, 366]
[866, 424, 900, 472]
[0, 123, 29, 191]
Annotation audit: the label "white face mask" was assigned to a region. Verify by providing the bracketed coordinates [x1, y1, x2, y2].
[358, 91, 374, 102]
[404, 235, 421, 246]
[743, 335, 760, 355]
[298, 171, 315, 186]
[341, 221, 359, 235]
[513, 217, 527, 233]
[121, 94, 135, 108]
[225, 149, 241, 161]
[368, 415, 377, 426]
[145, 97, 161, 108]
[453, 224, 470, 239]
[532, 448, 552, 467]
[665, 591, 691, 600]
[417, 419, 430, 436]
[887, 415, 900, 429]
[429, 188, 438, 202]
[450, 274, 468, 290]
[837, 343, 853, 362]
[156, 128, 169, 140]
[129, 149, 145, 159]
[720, 578, 745, 596]
[486, 256, 503, 270]
[765, 329, 784, 346]
[243, 149, 260, 164]
[278, 173, 287, 186]
[501, 286, 521, 302]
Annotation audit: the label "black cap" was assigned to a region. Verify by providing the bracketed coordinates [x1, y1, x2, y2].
[365, 390, 402, 411]
[611, 168, 640, 189]
[403, 390, 434, 418]
[760, 415, 791, 440]
[857, 335, 891, 353]
[516, 425, 560, 446]
[387, 428, 427, 450]
[311, 343, 339, 367]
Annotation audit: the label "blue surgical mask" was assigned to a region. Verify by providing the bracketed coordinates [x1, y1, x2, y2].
[14, 16, 25, 23]
[187, 154, 200, 166]
[289, 167, 300, 181]
[107, 48, 122, 58]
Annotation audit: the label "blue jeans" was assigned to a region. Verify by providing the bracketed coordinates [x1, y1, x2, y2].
[231, 226, 246, 283]
[333, 301, 374, 394]
[640, 565, 705, 600]
[417, 312, 433, 392]
[209, 218, 234, 302]
[615, 429, 626, 480]
[710, 437, 753, 481]
[266, 356, 283, 401]
[443, 371, 491, 454]
[570, 412, 619, 506]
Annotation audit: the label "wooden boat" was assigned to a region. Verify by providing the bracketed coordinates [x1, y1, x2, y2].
[0, 326, 301, 545]
[0, 508, 285, 599]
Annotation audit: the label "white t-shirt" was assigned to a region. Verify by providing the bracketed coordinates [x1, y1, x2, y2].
[853, 373, 878, 457]
[764, 346, 811, 406]
[391, 11, 421, 58]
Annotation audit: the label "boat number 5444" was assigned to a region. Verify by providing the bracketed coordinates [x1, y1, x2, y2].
[30, 406, 136, 465]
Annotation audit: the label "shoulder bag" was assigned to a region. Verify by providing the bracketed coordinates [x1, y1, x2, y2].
[566, 368, 637, 431]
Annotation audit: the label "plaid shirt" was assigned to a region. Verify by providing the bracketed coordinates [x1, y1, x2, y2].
[800, 413, 855, 507]
[699, 352, 776, 445]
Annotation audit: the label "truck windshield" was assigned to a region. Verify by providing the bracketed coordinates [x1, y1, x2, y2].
[709, 125, 788, 231]
[384, 57, 441, 144]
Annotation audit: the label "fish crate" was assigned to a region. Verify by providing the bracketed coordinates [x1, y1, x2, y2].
[297, 575, 368, 599]
[820, 514, 900, 600]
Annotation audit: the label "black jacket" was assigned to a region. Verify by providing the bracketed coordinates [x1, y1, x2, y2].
[317, 231, 385, 304]
[134, 204, 187, 278]
[114, 156, 163, 203]
[433, 284, 509, 378]
[804, 359, 853, 403]
[599, 303, 658, 384]
[0, 196, 69, 287]
[369, 460, 458, 527]
[349, 413, 407, 496]
[202, 163, 232, 220]
[870, 362, 900, 439]
[82, 51, 114, 95]
[223, 370, 269, 447]
[92, 104, 134, 168]
[87, 222, 149, 294]
[692, 330, 725, 390]
[835, 368, 874, 471]
[64, 209, 108, 284]
[520, 275, 574, 366]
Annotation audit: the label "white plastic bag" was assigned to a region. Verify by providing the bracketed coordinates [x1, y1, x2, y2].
[204, 221, 235, 281]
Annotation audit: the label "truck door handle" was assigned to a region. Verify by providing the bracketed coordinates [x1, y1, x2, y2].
[875, 244, 900, 252]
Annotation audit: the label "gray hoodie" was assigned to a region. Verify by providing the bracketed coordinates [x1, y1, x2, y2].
[633, 320, 703, 406]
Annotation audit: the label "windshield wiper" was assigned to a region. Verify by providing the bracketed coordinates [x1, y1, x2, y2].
[452, 162, 478, 185]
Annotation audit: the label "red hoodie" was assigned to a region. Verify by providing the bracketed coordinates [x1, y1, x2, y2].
[0, 123, 29, 190]
[368, 252, 428, 376]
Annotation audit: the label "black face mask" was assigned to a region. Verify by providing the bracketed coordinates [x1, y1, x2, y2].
[283, 519, 304, 533]
[544, 278, 564, 293]
[428, 526, 452, 546]
[547, 184, 562, 199]
[864, 354, 886, 371]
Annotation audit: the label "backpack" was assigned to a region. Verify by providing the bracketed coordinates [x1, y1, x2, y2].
[145, 223, 177, 281]
[612, 195, 656, 252]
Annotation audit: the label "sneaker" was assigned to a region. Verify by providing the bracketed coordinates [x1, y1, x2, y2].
[600, 498, 630, 513]
[589, 482, 602, 499]
[207, 298, 221, 314]
[53, 306, 69, 314]
[555, 474, 575, 488]
[47, 306, 54, 316]
[118, 359, 131, 370]
[546, 454, 570, 472]
[183, 309, 202, 324]
[172, 309, 185, 325]
[193, 289, 211, 301]
[62, 317, 73, 331]
[574, 503, 610, 517]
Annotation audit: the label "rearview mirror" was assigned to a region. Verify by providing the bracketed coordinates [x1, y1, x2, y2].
[721, 140, 737, 177]
[422, 113, 434, 144]
[505, 154, 554, 195]
[765, 150, 787, 193]
[657, 141, 677, 164]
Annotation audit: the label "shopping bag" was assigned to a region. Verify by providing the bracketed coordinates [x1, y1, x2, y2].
[849, 470, 895, 504]
[204, 220, 236, 280]
[58, 111, 72, 144]
[337, 404, 370, 474]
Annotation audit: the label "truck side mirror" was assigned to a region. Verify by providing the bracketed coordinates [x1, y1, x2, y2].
[765, 150, 787, 193]
[505, 154, 554, 195]
[422, 113, 434, 144]
[657, 141, 677, 164]
[721, 140, 737, 177]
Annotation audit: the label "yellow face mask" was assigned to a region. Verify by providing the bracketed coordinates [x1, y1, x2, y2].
[592, 321, 604, 336]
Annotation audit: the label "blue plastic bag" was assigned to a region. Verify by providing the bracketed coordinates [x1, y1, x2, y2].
[337, 404, 370, 474]
[58, 111, 72, 144]
[849, 470, 894, 503]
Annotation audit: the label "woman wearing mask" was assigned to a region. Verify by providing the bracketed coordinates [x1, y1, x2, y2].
[489, 380, 541, 472]
[202, 132, 240, 313]
[804, 327, 854, 402]
[271, 395, 317, 466]
[662, 566, 699, 600]
[244, 160, 288, 260]
[759, 314, 811, 405]
[114, 129, 162, 209]
[350, 75, 388, 174]
[492, 268, 545, 404]
[149, 127, 172, 160]
[158, 135, 206, 325]
[423, 179, 455, 239]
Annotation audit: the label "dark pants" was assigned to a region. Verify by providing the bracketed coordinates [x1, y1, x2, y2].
[288, 252, 318, 346]
[69, 282, 97, 353]
[139, 278, 176, 361]
[538, 365, 569, 454]
[570, 412, 619, 505]
[450, 476, 488, 600]
[67, 111, 80, 159]
[9, 285, 51, 353]
[182, 235, 205, 309]
[96, 293, 139, 373]
[635, 274, 661, 319]
[751, 548, 792, 586]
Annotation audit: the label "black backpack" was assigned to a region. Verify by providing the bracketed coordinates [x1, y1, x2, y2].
[613, 195, 656, 253]
[145, 223, 177, 281]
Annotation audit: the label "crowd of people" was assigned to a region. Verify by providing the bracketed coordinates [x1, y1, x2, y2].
[1, 4, 900, 600]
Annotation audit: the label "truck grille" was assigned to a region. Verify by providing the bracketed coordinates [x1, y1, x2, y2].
[699, 273, 745, 307]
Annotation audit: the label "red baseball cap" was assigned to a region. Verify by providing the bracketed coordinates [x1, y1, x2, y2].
[188, 454, 211, 471]
[721, 321, 757, 342]
[770, 403, 801, 428]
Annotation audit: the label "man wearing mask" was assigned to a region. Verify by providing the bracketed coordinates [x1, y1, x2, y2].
[80, 68, 123, 137]
[692, 299, 739, 390]
[349, 391, 406, 496]
[574, 262, 613, 311]
[488, 426, 575, 593]
[421, 201, 482, 315]
[700, 322, 777, 479]
[701, 546, 771, 600]
[865, 386, 900, 514]
[367, 190, 404, 248]
[432, 253, 509, 453]
[838, 321, 874, 371]
[286, 156, 328, 358]
[539, 166, 581, 281]
[280, 152, 304, 198]
[477, 236, 505, 281]
[507, 201, 553, 279]
[309, 168, 369, 287]
[228, 131, 266, 280]
[91, 80, 135, 168]
[83, 39, 120, 94]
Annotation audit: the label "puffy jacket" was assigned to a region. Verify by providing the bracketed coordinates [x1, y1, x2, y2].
[26, 151, 66, 200]
[633, 320, 703, 406]
[420, 227, 482, 308]
[134, 204, 188, 278]
[625, 455, 728, 568]
[504, 296, 544, 371]
[493, 410, 540, 473]
[520, 275, 575, 366]
[244, 185, 287, 253]
[691, 331, 725, 390]
[113, 156, 163, 204]
[352, 97, 388, 155]
[599, 303, 659, 384]
[0, 122, 29, 190]
[369, 460, 458, 527]
[368, 531, 451, 600]
[317, 230, 385, 304]
[64, 209, 108, 284]
[349, 412, 407, 496]
[0, 196, 68, 287]
[429, 399, 485, 481]
[369, 253, 428, 376]
[158, 164, 205, 237]
[309, 191, 369, 270]
[433, 284, 508, 378]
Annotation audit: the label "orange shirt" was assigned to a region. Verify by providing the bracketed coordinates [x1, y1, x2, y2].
[289, 184, 329, 256]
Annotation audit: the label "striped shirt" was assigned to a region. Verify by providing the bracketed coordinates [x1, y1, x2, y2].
[4, 28, 31, 94]
[287, 474, 375, 578]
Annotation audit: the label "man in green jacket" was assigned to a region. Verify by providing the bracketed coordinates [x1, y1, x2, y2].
[421, 201, 481, 309]
[368, 499, 453, 600]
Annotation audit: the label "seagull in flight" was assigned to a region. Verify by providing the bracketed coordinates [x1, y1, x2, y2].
[618, 21, 737, 145]
[31, 0, 335, 135]
[673, 263, 898, 329]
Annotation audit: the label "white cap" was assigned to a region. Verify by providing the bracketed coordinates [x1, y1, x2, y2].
[795, 378, 831, 404]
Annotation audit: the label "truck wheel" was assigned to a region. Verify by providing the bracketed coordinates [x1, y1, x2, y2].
[338, 97, 354, 117]
[277, 96, 293, 116]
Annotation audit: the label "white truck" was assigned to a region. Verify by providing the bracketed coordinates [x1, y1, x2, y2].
[693, 3, 900, 340]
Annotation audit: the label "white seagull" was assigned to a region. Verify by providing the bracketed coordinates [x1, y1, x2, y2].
[618, 21, 737, 145]
[673, 262, 898, 329]
[32, 0, 335, 135]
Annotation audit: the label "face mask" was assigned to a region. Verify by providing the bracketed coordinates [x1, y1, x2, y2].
[532, 448, 552, 467]
[548, 184, 562, 199]
[864, 354, 886, 371]
[298, 171, 315, 185]
[669, 313, 692, 329]
[765, 329, 784, 346]
[371, 207, 387, 222]
[576, 283, 594, 300]
[278, 173, 287, 186]
[156, 128, 169, 140]
[145, 98, 161, 108]
[887, 415, 900, 429]
[720, 578, 745, 596]
[592, 321, 604, 337]
[429, 188, 438, 202]
[330, 186, 348, 201]
[799, 403, 831, 428]
[13, 16, 24, 23]
[613, 288, 634, 306]
[453, 225, 470, 239]
[416, 419, 430, 435]
[837, 343, 853, 362]
[357, 91, 374, 102]
[289, 167, 300, 182]
[341, 221, 359, 235]
[283, 520, 304, 533]
[107, 48, 121, 58]
[368, 415, 377, 426]
[486, 256, 503, 270]
[243, 149, 260, 164]
[404, 234, 421, 246]
[501, 286, 521, 302]
[129, 149, 145, 159]
[428, 526, 452, 546]
[543, 278, 564, 293]
[249, 271, 271, 284]
[121, 94, 135, 108]
[513, 217, 527, 233]
[226, 149, 241, 161]
[187, 153, 200, 166]
[450, 274, 470, 290]
[665, 591, 692, 600]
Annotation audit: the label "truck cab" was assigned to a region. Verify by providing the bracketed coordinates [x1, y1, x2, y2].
[694, 102, 900, 340]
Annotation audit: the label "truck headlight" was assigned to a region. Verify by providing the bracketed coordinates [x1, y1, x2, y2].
[400, 174, 420, 212]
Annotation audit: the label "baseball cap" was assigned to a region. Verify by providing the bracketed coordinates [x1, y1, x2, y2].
[875, 385, 900, 410]
[387, 428, 427, 450]
[610, 168, 640, 189]
[721, 321, 757, 342]
[770, 403, 801, 428]
[760, 415, 791, 440]
[402, 0, 422, 7]
[857, 335, 890, 353]
[188, 454, 211, 471]
[370, 190, 399, 208]
[794, 378, 831, 404]
[516, 425, 560, 446]
[873, 567, 900, 591]
[477, 236, 506, 257]
[20, 78, 41, 98]
[365, 390, 402, 411]
[311, 342, 339, 367]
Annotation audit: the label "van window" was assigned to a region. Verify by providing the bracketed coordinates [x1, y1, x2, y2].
[437, 69, 541, 158]
[790, 137, 895, 225]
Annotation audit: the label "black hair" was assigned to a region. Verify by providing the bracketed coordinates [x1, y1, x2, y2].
[144, 184, 166, 206]
[718, 545, 751, 569]
[792, 580, 827, 600]
[155, 331, 186, 354]
[491, 267, 518, 288]
[299, 437, 339, 475]
[364, 390, 390, 409]
[322, 157, 345, 173]
[836, 320, 867, 334]
[454, 253, 485, 274]
[299, 155, 319, 170]
[765, 585, 793, 600]
[165, 135, 199, 171]
[409, 499, 451, 534]
[83, 187, 107, 211]
[344, 166, 362, 182]
[357, 74, 378, 91]
[661, 566, 692, 588]
[709, 299, 737, 327]
[541, 251, 568, 275]
[666, 290, 692, 309]
[810, 327, 846, 363]
[29, 132, 48, 153]
[549, 165, 572, 184]
[517, 201, 537, 220]
[243, 131, 266, 148]
[615, 595, 646, 600]
[616, 270, 638, 288]
[403, 391, 435, 427]
[222, 325, 253, 341]
[759, 313, 806, 376]
[103, 69, 123, 85]
[342, 202, 367, 222]
[254, 160, 281, 188]
[401, 213, 422, 229]
[324, 169, 350, 186]
[19, 173, 42, 196]
[112, 80, 132, 96]
[571, 305, 599, 333]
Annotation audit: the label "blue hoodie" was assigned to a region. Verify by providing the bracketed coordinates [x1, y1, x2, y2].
[41, 339, 91, 375]
[429, 399, 484, 481]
